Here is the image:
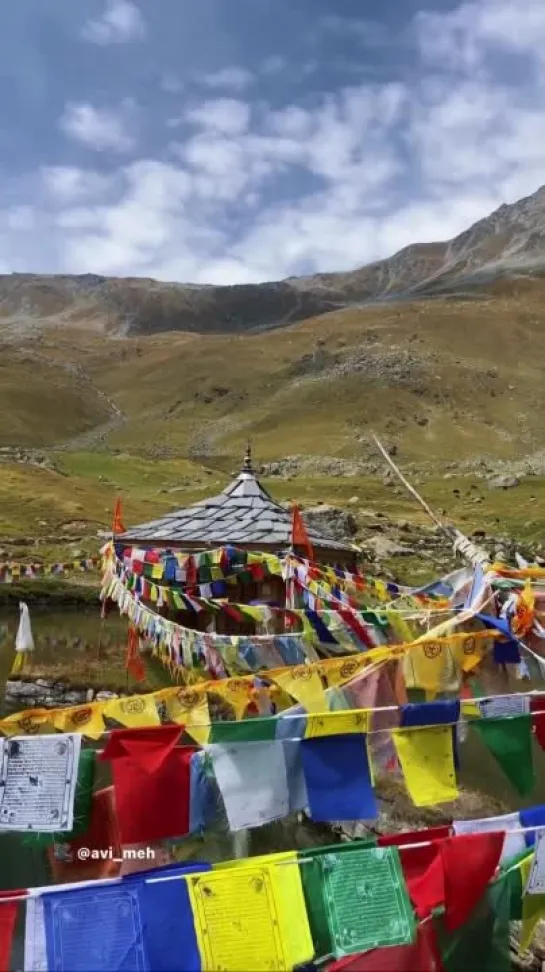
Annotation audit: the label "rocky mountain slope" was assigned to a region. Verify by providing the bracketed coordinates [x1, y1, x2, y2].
[2, 185, 545, 337]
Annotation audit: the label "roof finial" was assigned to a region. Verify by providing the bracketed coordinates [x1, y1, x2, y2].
[242, 440, 253, 474]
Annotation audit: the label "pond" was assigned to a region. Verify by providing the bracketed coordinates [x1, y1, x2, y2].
[0, 604, 134, 716]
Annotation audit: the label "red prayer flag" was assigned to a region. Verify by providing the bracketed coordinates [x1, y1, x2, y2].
[440, 832, 504, 931]
[100, 726, 194, 843]
[112, 497, 125, 535]
[530, 695, 545, 750]
[126, 625, 145, 682]
[325, 921, 444, 971]
[48, 786, 122, 883]
[0, 891, 25, 972]
[291, 505, 314, 562]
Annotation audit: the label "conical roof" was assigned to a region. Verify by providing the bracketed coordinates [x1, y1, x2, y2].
[120, 447, 352, 553]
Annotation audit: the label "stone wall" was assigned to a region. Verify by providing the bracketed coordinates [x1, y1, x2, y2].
[4, 678, 122, 709]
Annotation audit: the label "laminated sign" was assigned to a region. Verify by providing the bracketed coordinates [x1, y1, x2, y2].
[320, 846, 416, 957]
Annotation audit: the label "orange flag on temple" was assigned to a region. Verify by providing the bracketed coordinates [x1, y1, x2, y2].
[291, 504, 314, 562]
[112, 497, 125, 535]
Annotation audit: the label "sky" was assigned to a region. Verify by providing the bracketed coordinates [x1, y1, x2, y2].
[1, 0, 544, 284]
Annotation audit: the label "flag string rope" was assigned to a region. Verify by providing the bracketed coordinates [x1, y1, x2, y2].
[0, 833, 536, 904]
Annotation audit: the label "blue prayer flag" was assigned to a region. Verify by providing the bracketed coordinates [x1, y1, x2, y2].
[300, 734, 377, 822]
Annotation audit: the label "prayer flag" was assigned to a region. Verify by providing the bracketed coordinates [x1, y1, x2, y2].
[453, 811, 526, 865]
[42, 883, 149, 971]
[112, 497, 126, 536]
[189, 865, 296, 971]
[473, 715, 535, 796]
[392, 726, 458, 807]
[206, 740, 306, 830]
[319, 845, 416, 957]
[300, 734, 377, 822]
[291, 505, 314, 562]
[325, 922, 442, 971]
[48, 786, 121, 883]
[440, 832, 504, 931]
[101, 727, 194, 843]
[0, 891, 24, 972]
[273, 665, 327, 712]
[299, 840, 377, 959]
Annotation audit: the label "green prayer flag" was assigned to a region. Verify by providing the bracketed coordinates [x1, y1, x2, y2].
[299, 840, 377, 959]
[473, 715, 535, 796]
[320, 845, 416, 958]
[208, 716, 278, 743]
[436, 873, 511, 972]
[22, 749, 96, 848]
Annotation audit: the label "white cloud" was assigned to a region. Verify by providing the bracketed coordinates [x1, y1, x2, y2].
[81, 0, 145, 45]
[42, 166, 114, 202]
[60, 101, 136, 152]
[185, 99, 251, 136]
[4, 0, 545, 287]
[198, 67, 253, 91]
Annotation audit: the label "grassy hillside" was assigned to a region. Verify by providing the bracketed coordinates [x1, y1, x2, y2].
[0, 287, 545, 558]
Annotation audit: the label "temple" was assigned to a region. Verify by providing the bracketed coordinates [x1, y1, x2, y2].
[120, 445, 355, 565]
[115, 447, 356, 638]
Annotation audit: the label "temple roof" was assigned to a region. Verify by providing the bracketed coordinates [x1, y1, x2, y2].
[120, 446, 353, 553]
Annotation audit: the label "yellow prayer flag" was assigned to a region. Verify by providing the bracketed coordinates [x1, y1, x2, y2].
[53, 702, 106, 740]
[461, 699, 481, 719]
[321, 655, 370, 690]
[520, 854, 545, 950]
[189, 866, 286, 971]
[392, 725, 459, 807]
[452, 633, 487, 673]
[402, 639, 458, 694]
[212, 679, 251, 720]
[211, 852, 313, 969]
[0, 709, 53, 736]
[272, 665, 327, 712]
[150, 563, 163, 580]
[164, 687, 211, 745]
[103, 694, 161, 728]
[305, 709, 370, 738]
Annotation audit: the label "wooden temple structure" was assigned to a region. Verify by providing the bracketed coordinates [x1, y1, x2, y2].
[116, 447, 356, 638]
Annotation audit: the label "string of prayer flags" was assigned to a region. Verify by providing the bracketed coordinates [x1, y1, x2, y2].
[0, 734, 81, 832]
[453, 811, 527, 866]
[473, 714, 535, 796]
[300, 734, 377, 822]
[319, 845, 416, 957]
[392, 726, 458, 807]
[100, 726, 194, 843]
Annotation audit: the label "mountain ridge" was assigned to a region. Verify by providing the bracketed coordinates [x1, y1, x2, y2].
[2, 184, 545, 337]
